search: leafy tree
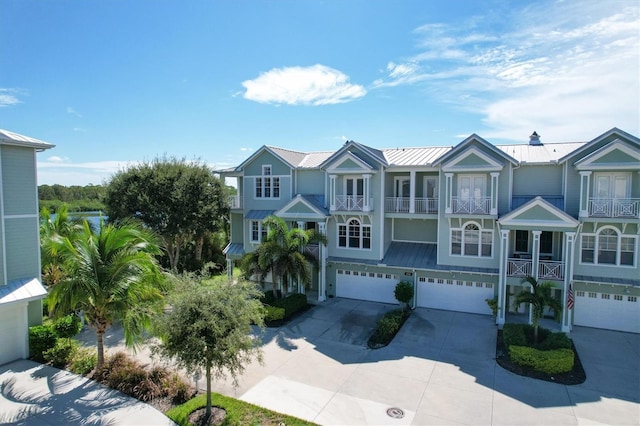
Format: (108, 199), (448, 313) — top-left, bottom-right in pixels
(394, 281), (414, 311)
(513, 276), (563, 344)
(47, 220), (165, 368)
(153, 276), (264, 421)
(104, 157), (229, 272)
(240, 215), (326, 297)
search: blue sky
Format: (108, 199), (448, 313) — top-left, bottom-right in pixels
(1, 0), (638, 186)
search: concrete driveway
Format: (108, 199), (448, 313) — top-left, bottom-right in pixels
(212, 297), (640, 425)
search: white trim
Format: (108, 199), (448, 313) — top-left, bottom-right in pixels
(450, 220), (494, 258)
(441, 146), (505, 172)
(575, 139), (640, 171)
(325, 151), (375, 174)
(579, 225), (638, 268)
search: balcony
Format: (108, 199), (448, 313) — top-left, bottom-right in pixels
(385, 197), (438, 214)
(588, 198), (640, 218)
(228, 195), (242, 209)
(507, 258), (565, 281)
(304, 243), (319, 259)
(333, 195), (373, 212)
(452, 196), (491, 215)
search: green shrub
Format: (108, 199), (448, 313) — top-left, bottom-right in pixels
(264, 305), (285, 322)
(29, 325), (57, 361)
(538, 331), (571, 350)
(52, 314), (83, 338)
(271, 293), (308, 318)
(485, 297), (498, 317)
(502, 323), (527, 347)
(509, 345), (574, 374)
(394, 281), (414, 308)
(368, 308), (408, 348)
(68, 347), (97, 375)
(43, 338), (80, 368)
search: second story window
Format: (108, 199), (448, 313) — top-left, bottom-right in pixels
(581, 227), (636, 266)
(250, 220), (268, 243)
(338, 218), (371, 249)
(451, 222), (492, 257)
(255, 165), (280, 199)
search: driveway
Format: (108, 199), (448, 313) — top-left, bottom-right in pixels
(213, 297), (639, 425)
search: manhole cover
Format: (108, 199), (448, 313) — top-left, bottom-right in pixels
(386, 407), (405, 419)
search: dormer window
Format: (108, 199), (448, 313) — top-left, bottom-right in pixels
(255, 165), (280, 199)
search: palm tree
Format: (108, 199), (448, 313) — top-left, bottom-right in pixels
(48, 219), (165, 368)
(513, 276), (563, 344)
(241, 215), (326, 297)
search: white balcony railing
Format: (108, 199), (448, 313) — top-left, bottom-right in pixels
(385, 197), (438, 214)
(452, 196), (491, 214)
(304, 244), (319, 259)
(229, 195), (242, 209)
(588, 198), (640, 218)
(507, 258), (565, 281)
(334, 195), (372, 212)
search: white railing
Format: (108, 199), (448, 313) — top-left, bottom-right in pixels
(229, 195), (242, 209)
(385, 197), (438, 213)
(588, 198), (640, 218)
(334, 195), (372, 211)
(452, 196), (491, 214)
(507, 258), (565, 280)
(304, 244), (319, 259)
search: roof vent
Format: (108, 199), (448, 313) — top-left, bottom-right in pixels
(529, 131), (542, 145)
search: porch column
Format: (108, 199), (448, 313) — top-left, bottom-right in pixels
(497, 229), (510, 325)
(530, 230), (541, 324)
(579, 171), (591, 218)
(409, 170), (416, 214)
(297, 221), (305, 293)
(318, 221), (327, 302)
(445, 173), (453, 213)
(562, 232), (576, 332)
(363, 174), (372, 212)
(490, 172), (499, 215)
(226, 258), (233, 281)
(329, 175), (336, 211)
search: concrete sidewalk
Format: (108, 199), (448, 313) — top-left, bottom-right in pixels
(0, 359), (174, 425)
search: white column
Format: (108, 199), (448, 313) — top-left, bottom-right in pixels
(363, 174), (371, 211)
(498, 229), (510, 325)
(530, 230), (541, 324)
(579, 171), (591, 218)
(445, 173), (453, 214)
(409, 170), (416, 214)
(490, 172), (499, 215)
(562, 232), (576, 332)
(329, 175), (336, 211)
(318, 221), (327, 302)
(226, 258), (233, 281)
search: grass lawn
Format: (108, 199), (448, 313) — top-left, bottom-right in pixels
(166, 393), (318, 426)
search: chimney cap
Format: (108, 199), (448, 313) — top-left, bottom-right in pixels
(529, 131), (542, 145)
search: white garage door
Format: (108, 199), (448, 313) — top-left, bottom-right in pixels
(0, 304), (27, 366)
(336, 269), (398, 304)
(573, 291), (640, 333)
(417, 278), (495, 315)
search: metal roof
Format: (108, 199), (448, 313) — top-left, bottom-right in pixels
(574, 275), (640, 287)
(382, 146), (451, 167)
(222, 242), (245, 257)
(0, 278), (47, 306)
(245, 210), (275, 220)
(495, 142), (585, 164)
(0, 129), (55, 150)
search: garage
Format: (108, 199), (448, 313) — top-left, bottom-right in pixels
(0, 303), (27, 366)
(417, 277), (495, 315)
(336, 269), (398, 304)
(573, 291), (640, 333)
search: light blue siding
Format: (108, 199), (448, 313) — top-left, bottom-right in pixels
(5, 217), (39, 281)
(1, 146), (37, 215)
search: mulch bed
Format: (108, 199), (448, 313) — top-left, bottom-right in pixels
(495, 329), (586, 385)
(188, 407), (227, 426)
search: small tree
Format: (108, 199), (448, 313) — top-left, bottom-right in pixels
(394, 281), (414, 311)
(513, 276), (562, 344)
(153, 277), (265, 421)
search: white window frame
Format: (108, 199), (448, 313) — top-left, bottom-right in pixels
(250, 220), (268, 243)
(337, 218), (372, 250)
(450, 221), (493, 258)
(580, 225), (637, 267)
(255, 164), (280, 199)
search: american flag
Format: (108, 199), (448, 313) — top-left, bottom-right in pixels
(567, 283), (574, 310)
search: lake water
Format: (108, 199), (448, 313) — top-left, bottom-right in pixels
(49, 211), (107, 230)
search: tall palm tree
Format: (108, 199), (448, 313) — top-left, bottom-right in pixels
(241, 215), (326, 297)
(513, 276), (563, 344)
(48, 220), (165, 368)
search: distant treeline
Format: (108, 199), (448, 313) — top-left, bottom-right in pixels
(39, 184), (107, 213)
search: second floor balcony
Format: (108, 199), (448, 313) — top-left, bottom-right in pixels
(452, 196), (492, 215)
(229, 195), (242, 209)
(333, 195), (373, 212)
(385, 197), (438, 214)
(507, 257), (565, 281)
(588, 198), (640, 218)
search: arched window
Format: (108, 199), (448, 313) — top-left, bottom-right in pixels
(582, 226), (636, 266)
(451, 222), (492, 257)
(338, 218), (371, 249)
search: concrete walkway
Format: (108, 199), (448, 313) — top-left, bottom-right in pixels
(0, 359), (174, 425)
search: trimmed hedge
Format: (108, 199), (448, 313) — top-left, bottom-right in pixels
(29, 325), (57, 361)
(368, 308), (410, 348)
(52, 314), (82, 339)
(503, 323), (571, 350)
(264, 305), (285, 322)
(503, 323), (528, 347)
(270, 293), (308, 319)
(509, 345), (574, 374)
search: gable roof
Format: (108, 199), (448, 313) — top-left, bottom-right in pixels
(319, 140), (388, 169)
(573, 139), (640, 170)
(275, 194), (329, 220)
(558, 127), (640, 165)
(433, 134), (518, 167)
(0, 129), (55, 150)
(498, 196), (579, 230)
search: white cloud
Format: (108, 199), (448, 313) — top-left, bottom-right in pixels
(242, 64), (366, 106)
(37, 159), (139, 186)
(0, 88), (24, 107)
(375, 1), (640, 140)
(67, 107), (82, 117)
(46, 155), (70, 163)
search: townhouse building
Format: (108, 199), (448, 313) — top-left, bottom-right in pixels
(221, 128), (640, 334)
(0, 129), (54, 365)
